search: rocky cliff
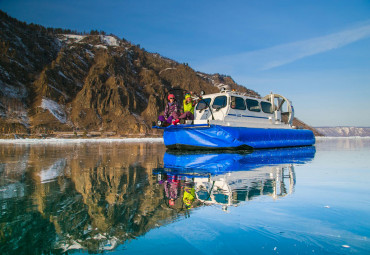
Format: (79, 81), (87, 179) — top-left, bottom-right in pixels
(0, 11), (320, 137)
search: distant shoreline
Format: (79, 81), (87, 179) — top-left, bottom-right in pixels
(315, 136), (370, 139)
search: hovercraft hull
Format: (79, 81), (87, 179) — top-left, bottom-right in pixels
(163, 124), (315, 150)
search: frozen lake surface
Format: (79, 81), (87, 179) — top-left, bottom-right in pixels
(0, 138), (369, 254)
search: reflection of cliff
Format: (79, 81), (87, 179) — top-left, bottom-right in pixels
(1, 143), (199, 254)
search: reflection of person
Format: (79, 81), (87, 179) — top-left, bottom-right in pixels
(183, 182), (196, 209)
(161, 174), (180, 206)
(158, 94), (180, 126)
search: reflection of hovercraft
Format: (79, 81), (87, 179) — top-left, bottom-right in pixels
(161, 146), (315, 174)
(153, 146), (315, 209)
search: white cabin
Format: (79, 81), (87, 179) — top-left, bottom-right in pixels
(193, 90), (294, 129)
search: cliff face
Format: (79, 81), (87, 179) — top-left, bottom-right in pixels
(0, 12), (61, 134)
(0, 11), (260, 136)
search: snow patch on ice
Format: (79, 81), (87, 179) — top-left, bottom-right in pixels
(41, 98), (67, 123)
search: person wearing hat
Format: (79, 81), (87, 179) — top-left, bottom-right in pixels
(179, 93), (196, 121)
(158, 94), (180, 126)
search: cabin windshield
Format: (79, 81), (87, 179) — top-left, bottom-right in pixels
(212, 96), (227, 109)
(261, 101), (273, 113)
(246, 99), (261, 112)
(196, 98), (212, 111)
(231, 96), (246, 110)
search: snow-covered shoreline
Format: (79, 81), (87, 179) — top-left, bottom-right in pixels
(315, 136), (370, 139)
(0, 138), (164, 144)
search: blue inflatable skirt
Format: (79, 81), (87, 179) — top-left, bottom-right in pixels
(162, 124), (315, 150)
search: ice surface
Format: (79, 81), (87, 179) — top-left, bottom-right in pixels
(0, 138), (164, 144)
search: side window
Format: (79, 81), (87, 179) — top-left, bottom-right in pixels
(212, 96), (227, 109)
(230, 96), (246, 110)
(261, 102), (273, 113)
(196, 98), (211, 110)
(246, 99), (261, 112)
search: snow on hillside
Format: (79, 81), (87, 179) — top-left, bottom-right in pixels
(100, 35), (119, 46)
(41, 98), (67, 123)
(59, 35), (120, 47)
(59, 34), (120, 47)
(59, 34), (86, 43)
(315, 127), (370, 137)
(95, 45), (108, 50)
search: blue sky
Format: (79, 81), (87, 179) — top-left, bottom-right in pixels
(1, 0), (370, 127)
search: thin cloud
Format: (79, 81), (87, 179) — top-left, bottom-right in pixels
(200, 21), (370, 73)
(260, 22), (370, 70)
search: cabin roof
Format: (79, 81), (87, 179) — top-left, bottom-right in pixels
(202, 90), (265, 101)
